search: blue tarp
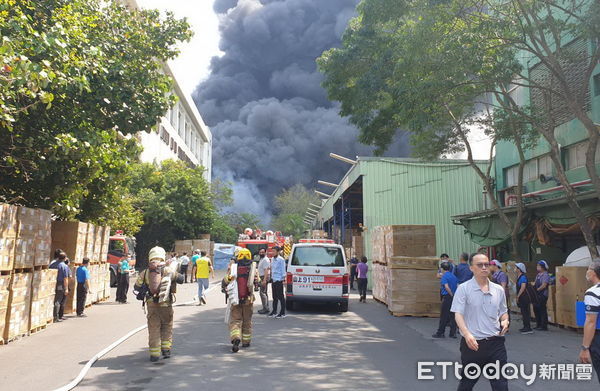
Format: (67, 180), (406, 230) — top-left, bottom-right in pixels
(213, 243), (235, 270)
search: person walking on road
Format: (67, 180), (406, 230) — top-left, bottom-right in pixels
(225, 248), (257, 352)
(76, 257), (92, 317)
(196, 251), (214, 305)
(490, 260), (509, 311)
(454, 252), (473, 284)
(515, 262), (534, 334)
(269, 246), (287, 318)
(134, 246), (184, 362)
(190, 250), (200, 283)
(50, 252), (70, 322)
(257, 248), (271, 314)
(533, 260), (550, 331)
(357, 256), (369, 303)
(349, 256), (359, 290)
(433, 262), (458, 338)
(116, 257), (130, 303)
(179, 252), (190, 283)
(451, 253), (509, 391)
(580, 259), (600, 382)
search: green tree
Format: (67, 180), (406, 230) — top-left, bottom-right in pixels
(272, 184), (320, 238)
(0, 0), (192, 227)
(226, 212), (262, 235)
(130, 160), (215, 263)
(318, 0), (600, 258)
(210, 215), (238, 244)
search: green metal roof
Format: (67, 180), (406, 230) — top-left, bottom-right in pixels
(311, 157), (489, 260)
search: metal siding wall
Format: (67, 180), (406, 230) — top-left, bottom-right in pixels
(362, 160), (486, 262)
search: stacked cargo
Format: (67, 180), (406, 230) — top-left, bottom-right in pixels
(5, 272), (32, 341)
(174, 240), (194, 256)
(51, 221), (88, 264)
(311, 230), (328, 239)
(351, 236), (364, 259)
(29, 269), (57, 331)
(555, 266), (591, 329)
(370, 225), (439, 317)
(51, 221), (112, 314)
(51, 221), (89, 315)
(387, 256), (440, 316)
(0, 275), (10, 343)
(371, 226), (387, 304)
(0, 204), (18, 271)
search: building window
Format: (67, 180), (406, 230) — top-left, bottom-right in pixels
(506, 165), (518, 187)
(523, 160), (537, 182)
(567, 141), (587, 169)
(178, 105), (184, 137)
(537, 154), (552, 177)
(567, 141), (600, 170)
(505, 154), (556, 186)
(594, 73), (600, 97)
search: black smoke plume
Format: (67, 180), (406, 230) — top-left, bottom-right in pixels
(194, 0), (410, 220)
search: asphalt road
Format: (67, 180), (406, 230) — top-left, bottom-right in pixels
(77, 286), (595, 391)
(1, 277), (597, 391)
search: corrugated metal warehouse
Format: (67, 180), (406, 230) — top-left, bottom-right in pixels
(310, 157), (489, 266)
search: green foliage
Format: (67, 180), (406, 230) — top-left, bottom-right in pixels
(210, 214), (238, 244)
(272, 184), (320, 238)
(225, 212), (262, 234)
(0, 0), (191, 228)
(130, 160), (215, 262)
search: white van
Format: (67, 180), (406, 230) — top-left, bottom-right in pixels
(285, 240), (349, 312)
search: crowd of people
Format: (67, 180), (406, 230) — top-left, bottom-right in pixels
(429, 251), (600, 389)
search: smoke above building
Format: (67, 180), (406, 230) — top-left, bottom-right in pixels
(194, 0), (410, 220)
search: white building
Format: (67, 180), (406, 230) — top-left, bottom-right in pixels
(123, 0), (212, 182)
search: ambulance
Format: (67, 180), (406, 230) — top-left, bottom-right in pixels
(285, 239), (349, 312)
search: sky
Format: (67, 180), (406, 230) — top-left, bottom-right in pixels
(136, 0), (222, 95)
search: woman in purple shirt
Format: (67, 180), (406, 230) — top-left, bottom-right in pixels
(534, 260), (550, 331)
(357, 256), (369, 303)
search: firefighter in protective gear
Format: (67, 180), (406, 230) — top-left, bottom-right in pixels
(134, 246), (184, 362)
(226, 248), (258, 353)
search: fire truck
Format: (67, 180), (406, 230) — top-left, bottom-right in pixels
(236, 228), (292, 258)
(107, 230), (136, 286)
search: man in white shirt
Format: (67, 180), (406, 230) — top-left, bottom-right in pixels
(179, 252), (190, 283)
(257, 248), (271, 314)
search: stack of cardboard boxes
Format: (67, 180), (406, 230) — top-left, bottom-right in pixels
(30, 268), (57, 330)
(351, 236), (364, 259)
(51, 221), (111, 314)
(311, 230), (328, 239)
(5, 272), (32, 341)
(0, 202), (112, 344)
(0, 204), (17, 271)
(555, 266), (591, 328)
(370, 225), (440, 317)
(0, 275), (10, 342)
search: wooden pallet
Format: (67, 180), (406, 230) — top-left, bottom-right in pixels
(556, 324), (583, 333)
(5, 332), (29, 343)
(30, 324), (47, 334)
(13, 268), (33, 274)
(390, 311), (439, 318)
(33, 265), (50, 270)
(373, 297), (387, 306)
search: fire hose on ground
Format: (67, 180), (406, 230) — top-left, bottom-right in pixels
(53, 283), (220, 391)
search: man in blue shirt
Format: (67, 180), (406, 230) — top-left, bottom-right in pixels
(433, 262), (458, 338)
(269, 246), (287, 318)
(76, 258), (92, 317)
(454, 252), (474, 284)
(49, 252), (71, 322)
